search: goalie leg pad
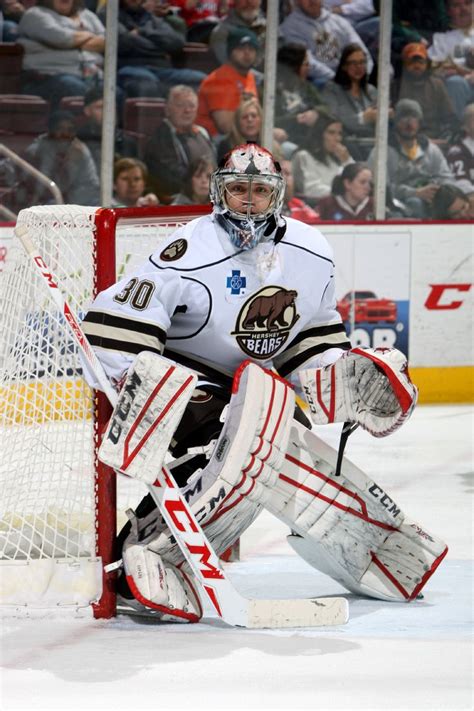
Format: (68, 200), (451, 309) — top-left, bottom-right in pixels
(120, 519), (202, 622)
(135, 361), (296, 566)
(264, 421), (448, 601)
(99, 352), (197, 482)
(299, 347), (418, 437)
(117, 507), (201, 622)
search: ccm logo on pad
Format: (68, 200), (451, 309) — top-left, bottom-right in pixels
(424, 283), (472, 310)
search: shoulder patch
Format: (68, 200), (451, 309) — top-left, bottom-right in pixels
(160, 238), (188, 262)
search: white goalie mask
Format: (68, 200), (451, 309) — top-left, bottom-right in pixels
(210, 143), (286, 250)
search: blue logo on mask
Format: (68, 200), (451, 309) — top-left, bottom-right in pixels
(226, 270), (247, 295)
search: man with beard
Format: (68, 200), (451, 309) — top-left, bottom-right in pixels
(369, 98), (455, 217)
(197, 26), (259, 137)
(210, 0), (266, 65)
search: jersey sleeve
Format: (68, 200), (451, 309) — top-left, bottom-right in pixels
(81, 261), (183, 389)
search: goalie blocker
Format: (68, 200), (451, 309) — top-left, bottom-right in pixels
(99, 348), (447, 618)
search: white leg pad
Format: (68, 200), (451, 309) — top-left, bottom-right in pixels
(122, 543), (202, 622)
(265, 421), (448, 601)
(148, 361), (296, 564)
(99, 352), (197, 482)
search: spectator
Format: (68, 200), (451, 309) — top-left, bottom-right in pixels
(99, 0), (206, 99)
(144, 84), (215, 201)
(77, 85), (138, 173)
(112, 157), (159, 207)
(324, 0), (375, 25)
(142, 0), (187, 36)
(216, 96), (263, 161)
(279, 157), (321, 224)
(321, 42), (378, 158)
(431, 182), (471, 218)
(274, 42), (329, 152)
(446, 102), (474, 189)
(197, 26), (259, 137)
(292, 114), (354, 201)
(368, 99), (455, 218)
(279, 0), (373, 87)
(1, 0), (25, 41)
(392, 42), (458, 142)
(210, 0), (266, 65)
(18, 0), (105, 109)
(428, 0), (474, 118)
(171, 156), (215, 205)
(317, 161), (374, 219)
(172, 0), (228, 43)
(356, 1), (449, 70)
(25, 110), (100, 205)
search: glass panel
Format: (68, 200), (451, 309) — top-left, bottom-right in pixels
(1, 1), (471, 222)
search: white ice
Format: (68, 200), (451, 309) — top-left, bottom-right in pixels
(1, 405), (472, 711)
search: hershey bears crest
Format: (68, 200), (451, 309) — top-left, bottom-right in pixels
(232, 286), (300, 358)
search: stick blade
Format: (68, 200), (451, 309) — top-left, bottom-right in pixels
(244, 596), (349, 628)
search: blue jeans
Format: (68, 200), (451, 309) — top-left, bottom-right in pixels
(22, 74), (91, 109)
(118, 65), (206, 98)
(444, 74), (474, 118)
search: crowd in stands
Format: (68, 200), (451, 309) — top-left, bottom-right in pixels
(0, 0), (472, 221)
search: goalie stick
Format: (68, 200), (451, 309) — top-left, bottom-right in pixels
(15, 223), (349, 629)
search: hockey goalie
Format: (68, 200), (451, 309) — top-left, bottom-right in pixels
(82, 143), (448, 622)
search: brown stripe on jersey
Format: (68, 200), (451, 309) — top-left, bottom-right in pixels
(274, 323), (351, 377)
(286, 323), (348, 347)
(82, 310), (166, 355)
(85, 335), (162, 356)
(164, 348), (234, 389)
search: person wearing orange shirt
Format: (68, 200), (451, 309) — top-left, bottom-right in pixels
(197, 26), (258, 137)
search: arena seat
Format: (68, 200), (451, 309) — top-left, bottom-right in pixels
(123, 97), (166, 137)
(0, 95), (49, 156)
(171, 42), (219, 74)
(59, 95), (85, 118)
(0, 43), (24, 94)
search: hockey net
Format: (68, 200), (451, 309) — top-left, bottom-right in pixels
(0, 203), (210, 617)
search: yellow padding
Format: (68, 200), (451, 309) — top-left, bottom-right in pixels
(410, 366), (474, 404)
(0, 379), (93, 424)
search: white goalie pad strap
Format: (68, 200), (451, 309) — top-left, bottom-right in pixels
(299, 347), (418, 437)
(99, 351), (197, 482)
(148, 360), (296, 565)
(122, 543), (202, 622)
(264, 421), (448, 602)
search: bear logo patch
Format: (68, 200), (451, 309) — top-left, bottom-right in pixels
(231, 286), (299, 359)
(160, 239), (188, 261)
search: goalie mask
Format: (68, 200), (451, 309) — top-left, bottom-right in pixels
(210, 143), (286, 250)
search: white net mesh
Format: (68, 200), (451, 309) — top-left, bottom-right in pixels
(0, 204), (206, 607)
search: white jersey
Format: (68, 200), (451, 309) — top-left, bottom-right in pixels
(82, 213), (350, 388)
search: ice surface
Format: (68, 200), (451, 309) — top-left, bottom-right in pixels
(1, 405), (472, 711)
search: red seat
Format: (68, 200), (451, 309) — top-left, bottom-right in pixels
(123, 97), (166, 137)
(0, 43), (24, 94)
(0, 95), (49, 134)
(172, 42), (219, 74)
(59, 95), (85, 117)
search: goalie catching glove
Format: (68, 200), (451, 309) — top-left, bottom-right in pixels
(299, 347), (418, 437)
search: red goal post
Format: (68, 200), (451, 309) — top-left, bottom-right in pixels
(0, 204), (210, 617)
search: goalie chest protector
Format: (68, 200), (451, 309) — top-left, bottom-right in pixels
(85, 214), (344, 378)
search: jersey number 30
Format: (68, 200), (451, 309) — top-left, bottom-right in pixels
(113, 278), (155, 311)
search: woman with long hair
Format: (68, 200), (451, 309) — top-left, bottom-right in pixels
(171, 157), (215, 206)
(292, 114), (353, 202)
(322, 42), (378, 156)
(317, 162), (374, 220)
(216, 97), (263, 162)
(274, 42), (329, 150)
